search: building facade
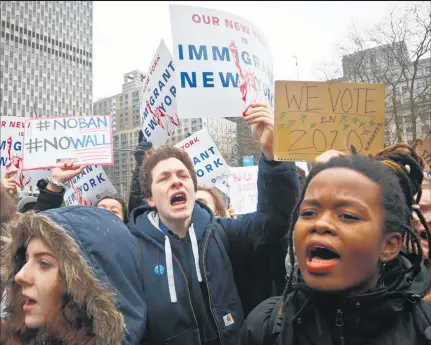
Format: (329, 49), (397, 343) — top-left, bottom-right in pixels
(226, 117), (262, 166)
(341, 42), (430, 145)
(94, 70), (146, 200)
(0, 1), (93, 118)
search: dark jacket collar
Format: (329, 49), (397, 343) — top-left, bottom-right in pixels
(282, 254), (430, 345)
(129, 200), (215, 243)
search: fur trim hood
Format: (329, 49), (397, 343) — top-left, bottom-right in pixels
(1, 206), (147, 345)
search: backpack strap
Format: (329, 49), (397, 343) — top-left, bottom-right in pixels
(213, 221), (231, 259)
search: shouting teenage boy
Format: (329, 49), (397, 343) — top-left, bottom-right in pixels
(129, 103), (300, 345)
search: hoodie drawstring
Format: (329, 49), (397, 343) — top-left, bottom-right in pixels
(165, 237), (177, 303)
(189, 224), (203, 282)
(164, 223), (202, 303)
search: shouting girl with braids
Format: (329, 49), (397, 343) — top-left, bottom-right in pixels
(238, 152), (431, 345)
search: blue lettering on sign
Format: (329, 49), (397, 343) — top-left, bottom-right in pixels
(177, 44), (274, 82)
(78, 117), (108, 129)
(54, 117), (108, 130)
(212, 46), (230, 61)
(0, 156), (7, 166)
(68, 134), (111, 149)
(142, 84), (177, 138)
(0, 140), (22, 151)
(180, 72), (240, 88)
(192, 147), (223, 177)
(148, 118), (158, 130)
(96, 173), (106, 184)
(67, 171), (108, 204)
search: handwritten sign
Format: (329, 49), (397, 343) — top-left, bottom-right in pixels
(229, 162), (308, 215)
(170, 4), (274, 118)
(1, 116), (50, 186)
(229, 166), (258, 214)
(175, 128), (231, 194)
(417, 136), (430, 174)
(22, 115), (113, 170)
(274, 81), (385, 162)
(141, 39), (179, 147)
(63, 165), (117, 206)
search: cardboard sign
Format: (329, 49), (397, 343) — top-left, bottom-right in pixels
(63, 165), (117, 206)
(22, 115), (113, 170)
(170, 4), (274, 118)
(1, 116), (50, 187)
(175, 128), (231, 193)
(141, 39), (180, 147)
(416, 136), (430, 174)
(274, 81), (385, 162)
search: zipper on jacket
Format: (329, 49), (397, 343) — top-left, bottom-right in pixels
(171, 253), (201, 344)
(203, 230), (224, 345)
(335, 309), (345, 345)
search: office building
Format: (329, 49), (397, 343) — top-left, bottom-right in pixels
(94, 70), (146, 200)
(341, 42), (430, 144)
(0, 1), (93, 118)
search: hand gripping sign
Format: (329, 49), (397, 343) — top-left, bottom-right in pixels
(170, 4), (274, 119)
(1, 116), (50, 187)
(141, 39), (180, 147)
(63, 165), (117, 206)
(175, 128), (231, 194)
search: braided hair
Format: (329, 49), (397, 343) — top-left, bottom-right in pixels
(280, 153), (425, 314)
(372, 141), (430, 264)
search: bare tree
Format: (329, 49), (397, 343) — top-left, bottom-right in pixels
(317, 1), (431, 145)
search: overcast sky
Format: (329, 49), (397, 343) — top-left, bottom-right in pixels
(92, 1), (410, 101)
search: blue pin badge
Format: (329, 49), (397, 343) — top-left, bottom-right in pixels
(154, 264), (166, 276)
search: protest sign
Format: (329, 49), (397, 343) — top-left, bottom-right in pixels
(141, 39), (180, 147)
(175, 128), (231, 193)
(229, 166), (258, 214)
(1, 116), (50, 187)
(274, 81), (385, 162)
(22, 115), (113, 170)
(416, 136), (430, 174)
(170, 4), (274, 119)
(229, 162), (309, 215)
(63, 165), (117, 206)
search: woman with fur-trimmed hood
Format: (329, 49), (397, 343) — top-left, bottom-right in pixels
(0, 206), (147, 345)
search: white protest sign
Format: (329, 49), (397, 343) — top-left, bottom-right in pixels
(170, 4), (274, 119)
(22, 115), (113, 170)
(175, 128), (231, 193)
(1, 116), (50, 187)
(63, 165), (117, 206)
(229, 162), (309, 215)
(229, 166), (258, 215)
(141, 39), (179, 147)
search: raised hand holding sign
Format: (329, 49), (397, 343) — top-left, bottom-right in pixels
(244, 103), (274, 160)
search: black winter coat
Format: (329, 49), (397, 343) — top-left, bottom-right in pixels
(239, 255), (431, 345)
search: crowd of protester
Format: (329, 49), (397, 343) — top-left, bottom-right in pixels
(0, 102), (430, 344)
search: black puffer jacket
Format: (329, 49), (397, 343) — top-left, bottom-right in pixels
(239, 255), (431, 345)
